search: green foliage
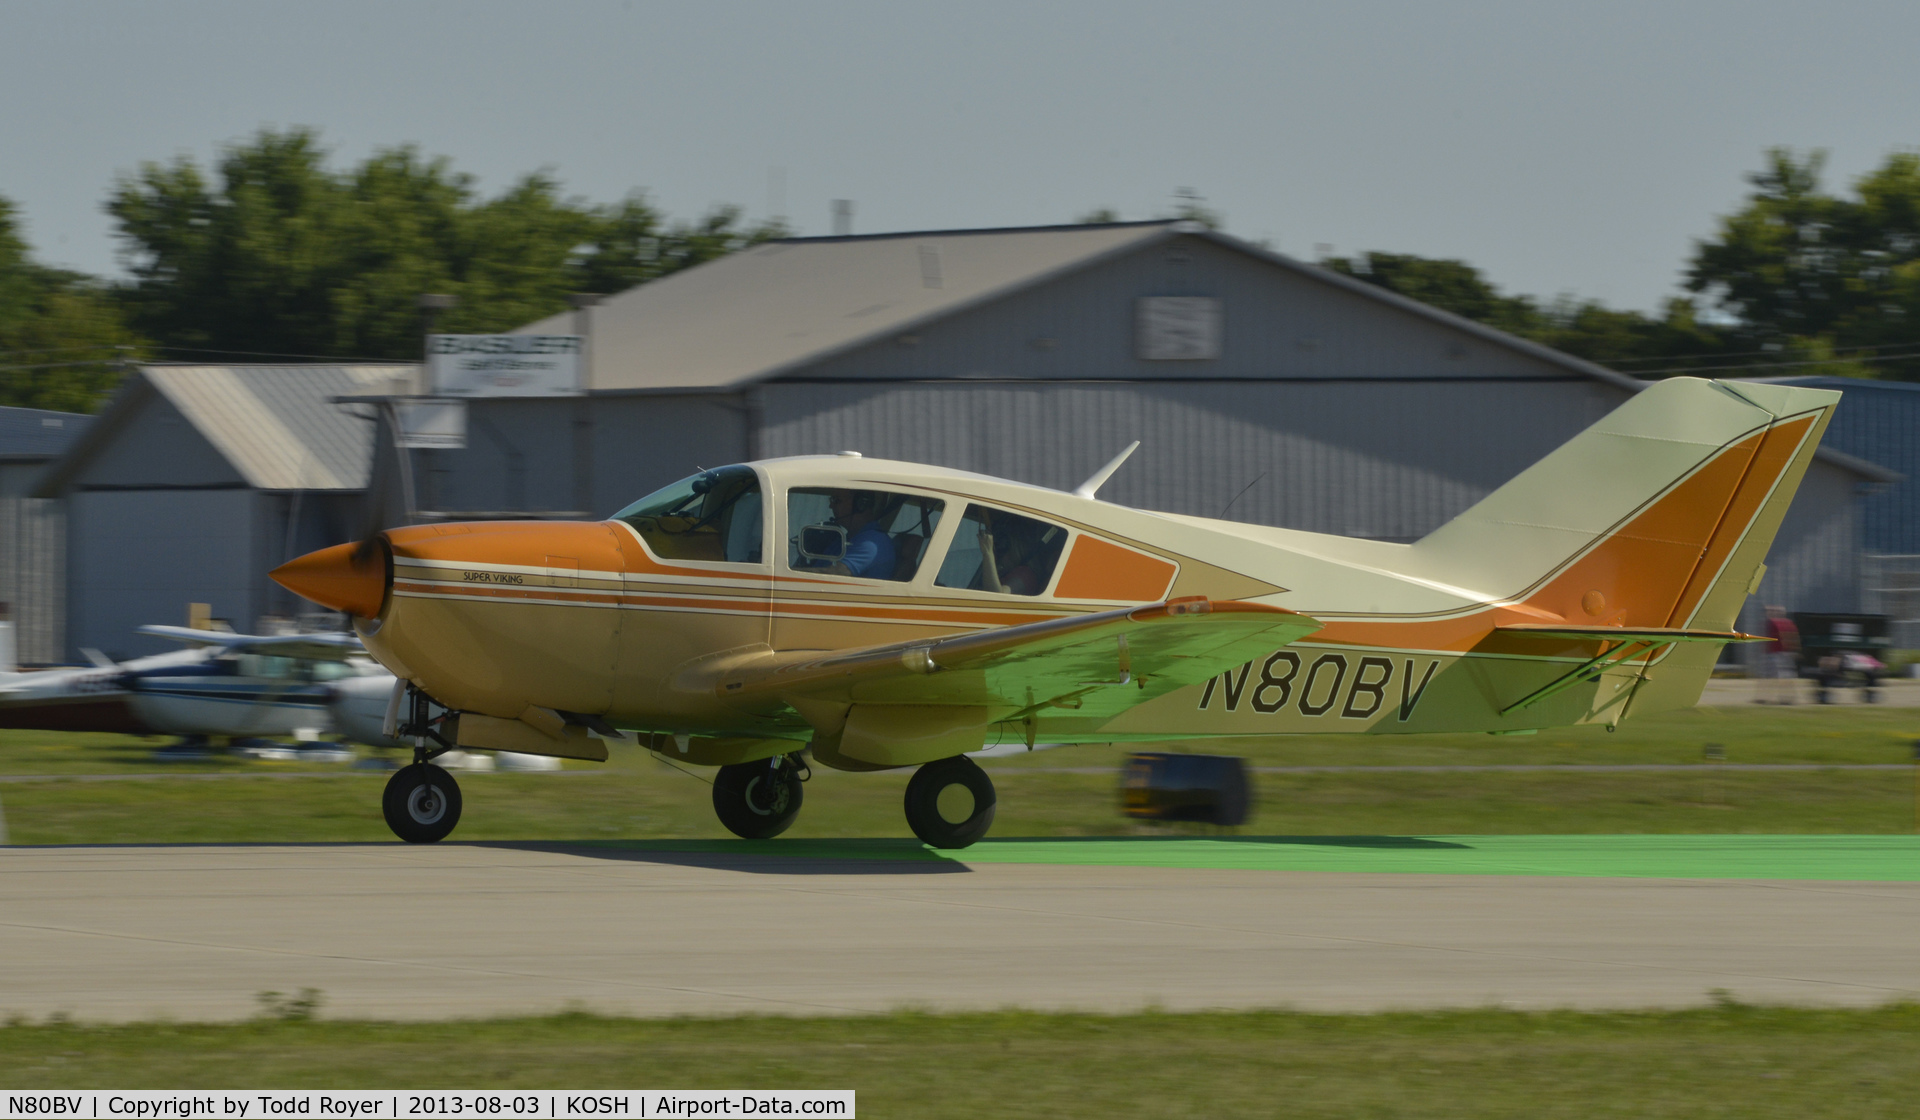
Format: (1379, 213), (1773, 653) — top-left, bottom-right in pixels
(1686, 147), (1920, 379)
(1317, 148), (1920, 379)
(0, 197), (143, 412)
(107, 127), (786, 361)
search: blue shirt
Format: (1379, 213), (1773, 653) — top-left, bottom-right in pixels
(841, 526), (896, 580)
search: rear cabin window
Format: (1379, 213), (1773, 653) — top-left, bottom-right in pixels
(934, 505), (1069, 596)
(614, 466), (764, 564)
(787, 488), (945, 582)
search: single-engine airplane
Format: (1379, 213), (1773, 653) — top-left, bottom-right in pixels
(272, 377), (1838, 847)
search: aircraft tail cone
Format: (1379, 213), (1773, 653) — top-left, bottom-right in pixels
(271, 541), (388, 618)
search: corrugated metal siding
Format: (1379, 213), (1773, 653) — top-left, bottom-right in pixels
(1736, 461), (1862, 662)
(0, 497), (64, 664)
(804, 237), (1585, 384)
(762, 380), (1624, 538)
(425, 394), (748, 519)
(1773, 378), (1920, 553)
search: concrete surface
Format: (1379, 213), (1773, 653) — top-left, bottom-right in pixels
(4, 843), (1918, 1021)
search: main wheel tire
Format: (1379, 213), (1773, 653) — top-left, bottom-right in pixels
(904, 755), (997, 849)
(713, 757), (804, 839)
(382, 763), (463, 843)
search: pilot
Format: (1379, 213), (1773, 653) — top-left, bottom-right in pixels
(827, 490), (896, 580)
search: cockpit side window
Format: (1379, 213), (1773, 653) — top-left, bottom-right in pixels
(934, 505), (1069, 596)
(613, 466), (764, 564)
(788, 488), (945, 582)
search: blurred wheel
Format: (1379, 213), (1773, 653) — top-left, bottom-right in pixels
(904, 755), (996, 849)
(713, 756), (804, 839)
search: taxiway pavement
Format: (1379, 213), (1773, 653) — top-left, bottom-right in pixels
(4, 843), (1918, 1021)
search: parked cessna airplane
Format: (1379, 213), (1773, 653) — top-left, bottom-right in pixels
(0, 625), (389, 741)
(272, 378), (1837, 847)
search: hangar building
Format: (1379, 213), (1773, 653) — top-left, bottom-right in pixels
(33, 364), (410, 659)
(422, 220), (1886, 637)
(1, 406), (89, 663)
(28, 221), (1888, 659)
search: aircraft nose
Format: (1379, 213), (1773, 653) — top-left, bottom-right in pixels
(271, 540), (388, 618)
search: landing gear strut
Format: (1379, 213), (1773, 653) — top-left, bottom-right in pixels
(904, 755), (996, 849)
(382, 683), (463, 843)
(713, 753), (807, 839)
(383, 762), (462, 843)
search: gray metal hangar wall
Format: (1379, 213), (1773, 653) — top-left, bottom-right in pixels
(426, 220), (1876, 623)
(34, 365), (413, 660)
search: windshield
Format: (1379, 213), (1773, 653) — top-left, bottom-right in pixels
(613, 466), (764, 563)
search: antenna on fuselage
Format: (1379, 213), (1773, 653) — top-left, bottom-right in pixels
(1072, 441), (1141, 500)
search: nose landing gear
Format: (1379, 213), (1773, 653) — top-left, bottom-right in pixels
(904, 755), (996, 849)
(713, 753), (808, 839)
(382, 684), (463, 843)
(383, 761), (463, 843)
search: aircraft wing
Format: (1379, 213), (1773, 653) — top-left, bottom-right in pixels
(137, 625), (366, 661)
(720, 598), (1322, 720)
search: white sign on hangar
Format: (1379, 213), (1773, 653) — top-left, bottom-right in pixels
(427, 334), (584, 397)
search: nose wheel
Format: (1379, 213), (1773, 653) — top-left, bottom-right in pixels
(383, 762), (463, 843)
(713, 754), (807, 839)
(904, 755), (996, 849)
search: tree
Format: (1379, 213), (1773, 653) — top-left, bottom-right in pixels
(0, 196), (144, 412)
(1688, 147), (1920, 379)
(107, 127), (786, 361)
(1323, 250), (1731, 375)
(1323, 252), (1538, 336)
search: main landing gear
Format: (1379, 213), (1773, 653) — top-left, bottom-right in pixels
(904, 755), (997, 849)
(713, 753), (807, 839)
(383, 761), (462, 843)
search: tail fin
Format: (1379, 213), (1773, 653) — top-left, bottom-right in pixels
(1411, 377), (1841, 632)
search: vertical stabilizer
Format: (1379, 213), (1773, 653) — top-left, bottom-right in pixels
(1411, 377), (1840, 631)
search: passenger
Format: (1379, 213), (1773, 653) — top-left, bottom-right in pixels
(827, 490), (896, 580)
(993, 521), (1047, 596)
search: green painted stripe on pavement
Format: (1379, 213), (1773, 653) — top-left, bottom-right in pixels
(583, 835), (1920, 880)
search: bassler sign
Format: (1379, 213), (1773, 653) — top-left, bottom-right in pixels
(427, 334), (583, 397)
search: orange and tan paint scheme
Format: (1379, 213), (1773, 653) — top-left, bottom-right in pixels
(273, 377), (1839, 847)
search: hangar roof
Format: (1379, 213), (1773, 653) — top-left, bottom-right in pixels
(519, 219), (1644, 394)
(35, 364), (414, 495)
(0, 406), (91, 462)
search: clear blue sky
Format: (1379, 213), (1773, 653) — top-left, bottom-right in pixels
(4, 0), (1916, 313)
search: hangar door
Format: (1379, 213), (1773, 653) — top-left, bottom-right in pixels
(68, 488), (257, 660)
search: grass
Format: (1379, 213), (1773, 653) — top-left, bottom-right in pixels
(4, 707), (1920, 843)
(3, 1004), (1919, 1117)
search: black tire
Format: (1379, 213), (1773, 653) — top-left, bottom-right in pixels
(713, 757), (804, 839)
(904, 755), (997, 849)
(382, 763), (463, 843)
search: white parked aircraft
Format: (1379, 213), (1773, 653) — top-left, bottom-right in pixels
(0, 624), (391, 742)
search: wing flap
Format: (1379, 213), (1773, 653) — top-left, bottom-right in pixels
(1495, 624), (1765, 643)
